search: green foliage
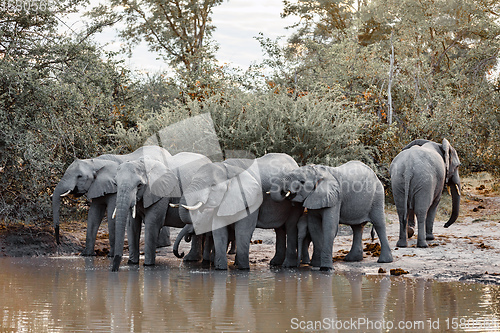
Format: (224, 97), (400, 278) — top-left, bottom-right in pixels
(0, 9), (137, 222)
(273, 0), (500, 176)
(115, 85), (373, 168)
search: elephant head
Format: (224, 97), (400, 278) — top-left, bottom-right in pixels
(52, 158), (119, 244)
(178, 161), (263, 235)
(403, 138), (461, 227)
(273, 165), (340, 210)
(112, 158), (179, 271)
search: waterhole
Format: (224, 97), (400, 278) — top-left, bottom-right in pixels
(0, 257), (499, 332)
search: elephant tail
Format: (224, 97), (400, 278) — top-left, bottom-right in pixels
(403, 168), (412, 223)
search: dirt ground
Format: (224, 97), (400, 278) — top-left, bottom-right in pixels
(1, 173), (499, 285)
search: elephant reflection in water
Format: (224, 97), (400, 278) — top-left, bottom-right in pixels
(210, 272), (256, 332)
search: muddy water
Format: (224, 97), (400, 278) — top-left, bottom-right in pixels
(0, 257), (499, 332)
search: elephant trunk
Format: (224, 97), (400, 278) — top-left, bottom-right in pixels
(112, 190), (134, 272)
(173, 224), (194, 258)
(52, 181), (74, 245)
(178, 196), (193, 225)
(444, 180), (460, 228)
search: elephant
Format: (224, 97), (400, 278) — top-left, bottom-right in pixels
(173, 223), (236, 263)
(111, 152), (211, 271)
(296, 213), (312, 266)
(178, 153), (304, 270)
(52, 145), (171, 256)
(390, 138), (461, 248)
(270, 161), (393, 271)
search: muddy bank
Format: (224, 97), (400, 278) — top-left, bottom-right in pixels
(1, 175), (499, 285)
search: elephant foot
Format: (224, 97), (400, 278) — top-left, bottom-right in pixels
(127, 259), (139, 265)
(426, 233), (435, 241)
(111, 255), (122, 272)
(270, 255), (285, 266)
(215, 266), (228, 270)
(201, 259), (212, 267)
(183, 251), (202, 261)
(320, 266), (333, 271)
(396, 239), (408, 248)
(407, 227), (415, 239)
(417, 240), (428, 248)
(282, 258), (297, 268)
(143, 262), (155, 267)
(344, 250), (363, 262)
(81, 248), (96, 256)
(377, 252), (394, 263)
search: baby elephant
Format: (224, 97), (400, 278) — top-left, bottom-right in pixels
(271, 161), (393, 270)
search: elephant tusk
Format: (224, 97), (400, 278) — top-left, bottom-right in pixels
(265, 191), (270, 195)
(455, 184), (461, 196)
(60, 190), (72, 197)
(169, 203), (180, 208)
(132, 205), (136, 219)
(285, 191), (291, 198)
(112, 208), (117, 219)
(181, 202), (203, 211)
(447, 186), (451, 195)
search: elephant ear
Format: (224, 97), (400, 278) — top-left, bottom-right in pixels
(303, 176), (340, 209)
(143, 161), (179, 208)
(87, 160), (119, 199)
(441, 138), (460, 182)
(217, 164), (263, 217)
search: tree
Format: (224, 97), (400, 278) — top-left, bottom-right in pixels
(91, 0), (223, 74)
(0, 6), (137, 222)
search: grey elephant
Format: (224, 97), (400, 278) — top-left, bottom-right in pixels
(178, 153), (304, 270)
(111, 152), (211, 271)
(296, 213), (312, 266)
(173, 223), (236, 262)
(271, 161), (393, 271)
(52, 145), (171, 256)
(390, 138), (461, 248)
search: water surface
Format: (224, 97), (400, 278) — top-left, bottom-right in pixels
(0, 257), (499, 332)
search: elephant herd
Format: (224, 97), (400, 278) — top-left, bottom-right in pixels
(52, 138), (461, 272)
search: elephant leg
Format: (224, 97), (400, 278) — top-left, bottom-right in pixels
(106, 197), (116, 258)
(202, 234), (213, 264)
(212, 227), (229, 270)
(270, 225), (286, 266)
(282, 208), (302, 268)
(301, 235), (311, 265)
(394, 194), (409, 248)
(320, 207), (340, 270)
(371, 207), (393, 263)
(415, 209), (429, 248)
(127, 215), (142, 265)
(425, 199), (440, 241)
(234, 213), (258, 270)
(308, 213), (322, 268)
(407, 209), (415, 239)
(82, 203), (106, 256)
(184, 234), (203, 261)
(143, 207), (167, 266)
(344, 224), (364, 262)
(156, 226), (171, 248)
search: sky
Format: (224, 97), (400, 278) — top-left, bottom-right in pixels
(64, 0), (297, 73)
